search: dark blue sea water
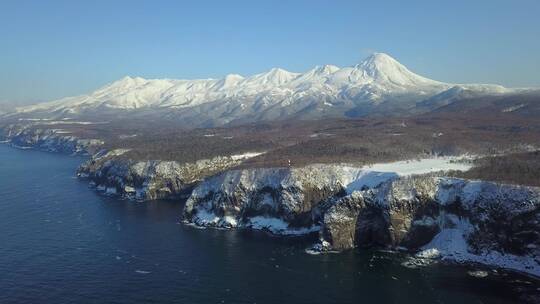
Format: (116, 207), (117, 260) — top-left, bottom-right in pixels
(0, 145), (538, 304)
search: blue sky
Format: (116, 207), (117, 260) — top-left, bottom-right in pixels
(1, 0), (539, 104)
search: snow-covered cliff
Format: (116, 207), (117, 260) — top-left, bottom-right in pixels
(320, 176), (540, 275)
(183, 159), (472, 230)
(183, 165), (358, 233)
(182, 163), (540, 276)
(77, 149), (265, 200)
(0, 123), (103, 154)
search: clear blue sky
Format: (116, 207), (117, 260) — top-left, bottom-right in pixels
(1, 0), (539, 104)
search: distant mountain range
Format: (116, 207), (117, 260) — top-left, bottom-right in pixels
(5, 53), (534, 127)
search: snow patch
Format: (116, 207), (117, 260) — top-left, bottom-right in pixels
(361, 157), (472, 176)
(502, 104), (526, 113)
(230, 151), (265, 161)
(468, 270), (489, 278)
(119, 134), (137, 139)
(345, 157), (472, 193)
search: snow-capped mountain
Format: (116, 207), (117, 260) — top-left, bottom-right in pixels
(9, 53), (515, 126)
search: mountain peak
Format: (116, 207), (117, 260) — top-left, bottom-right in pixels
(267, 67), (293, 75)
(350, 53), (442, 88)
(364, 52), (398, 63)
(225, 73), (244, 79)
(356, 53), (404, 72)
(250, 67), (298, 85)
(120, 75), (145, 81)
(114, 76), (147, 86)
(214, 73), (245, 90)
(313, 64), (340, 75)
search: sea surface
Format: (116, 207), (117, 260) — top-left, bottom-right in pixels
(0, 144), (538, 304)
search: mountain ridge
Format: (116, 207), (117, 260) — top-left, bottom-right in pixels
(6, 53), (523, 126)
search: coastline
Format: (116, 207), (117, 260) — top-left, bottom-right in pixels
(1, 131), (539, 279)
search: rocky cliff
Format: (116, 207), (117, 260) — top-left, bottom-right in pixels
(183, 164), (540, 276)
(0, 123), (103, 155)
(183, 165), (360, 233)
(77, 149), (264, 201)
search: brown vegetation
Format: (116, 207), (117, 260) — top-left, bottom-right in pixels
(454, 151), (540, 187)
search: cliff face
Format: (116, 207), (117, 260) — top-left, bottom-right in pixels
(0, 124), (103, 155)
(183, 165), (540, 275)
(77, 149), (260, 201)
(182, 165), (388, 233)
(321, 176), (539, 254)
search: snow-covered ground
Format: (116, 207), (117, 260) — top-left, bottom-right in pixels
(361, 157), (472, 176)
(345, 156), (472, 192)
